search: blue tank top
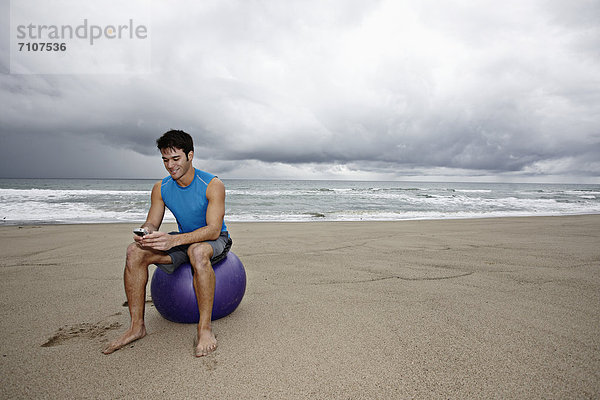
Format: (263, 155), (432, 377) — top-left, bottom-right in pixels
(160, 168), (228, 234)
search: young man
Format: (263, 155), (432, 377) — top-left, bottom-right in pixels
(103, 130), (231, 357)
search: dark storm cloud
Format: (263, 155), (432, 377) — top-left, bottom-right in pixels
(1, 0), (599, 181)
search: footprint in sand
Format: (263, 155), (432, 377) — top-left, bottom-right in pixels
(41, 315), (122, 347)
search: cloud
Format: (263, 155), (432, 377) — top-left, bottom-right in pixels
(1, 0), (599, 182)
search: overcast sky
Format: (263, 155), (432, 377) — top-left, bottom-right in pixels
(1, 0), (599, 182)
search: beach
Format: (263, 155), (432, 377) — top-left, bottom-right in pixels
(1, 216), (599, 398)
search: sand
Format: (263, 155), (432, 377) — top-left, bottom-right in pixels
(0, 216), (599, 399)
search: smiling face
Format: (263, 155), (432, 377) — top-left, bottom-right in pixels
(161, 147), (194, 184)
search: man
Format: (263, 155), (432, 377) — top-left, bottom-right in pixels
(103, 129), (231, 357)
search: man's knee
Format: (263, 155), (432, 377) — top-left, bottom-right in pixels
(126, 242), (141, 260)
(187, 243), (213, 269)
(126, 242), (152, 268)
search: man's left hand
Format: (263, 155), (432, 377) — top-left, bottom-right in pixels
(139, 231), (175, 251)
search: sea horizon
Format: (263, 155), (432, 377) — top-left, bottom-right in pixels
(2, 175), (599, 184)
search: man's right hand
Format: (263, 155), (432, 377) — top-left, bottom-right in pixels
(136, 231), (174, 252)
(133, 226), (154, 243)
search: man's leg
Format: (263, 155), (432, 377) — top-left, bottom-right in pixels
(102, 243), (171, 355)
(187, 243), (218, 357)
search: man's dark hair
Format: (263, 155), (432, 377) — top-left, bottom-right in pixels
(156, 130), (194, 158)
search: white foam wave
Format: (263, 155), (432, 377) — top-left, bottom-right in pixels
(0, 188), (148, 201)
(2, 180), (599, 225)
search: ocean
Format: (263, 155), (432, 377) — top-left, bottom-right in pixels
(0, 178), (599, 225)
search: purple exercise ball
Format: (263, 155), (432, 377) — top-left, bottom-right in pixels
(150, 252), (246, 323)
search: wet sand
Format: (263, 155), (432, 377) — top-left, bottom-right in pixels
(1, 216), (599, 398)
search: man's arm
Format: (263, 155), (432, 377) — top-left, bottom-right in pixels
(140, 178), (226, 251)
(133, 181), (165, 244)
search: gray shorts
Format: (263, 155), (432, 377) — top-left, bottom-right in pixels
(155, 231), (232, 274)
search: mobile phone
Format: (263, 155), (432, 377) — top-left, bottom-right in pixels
(133, 228), (148, 237)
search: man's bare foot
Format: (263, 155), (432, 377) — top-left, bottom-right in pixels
(102, 325), (147, 355)
(194, 328), (217, 357)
